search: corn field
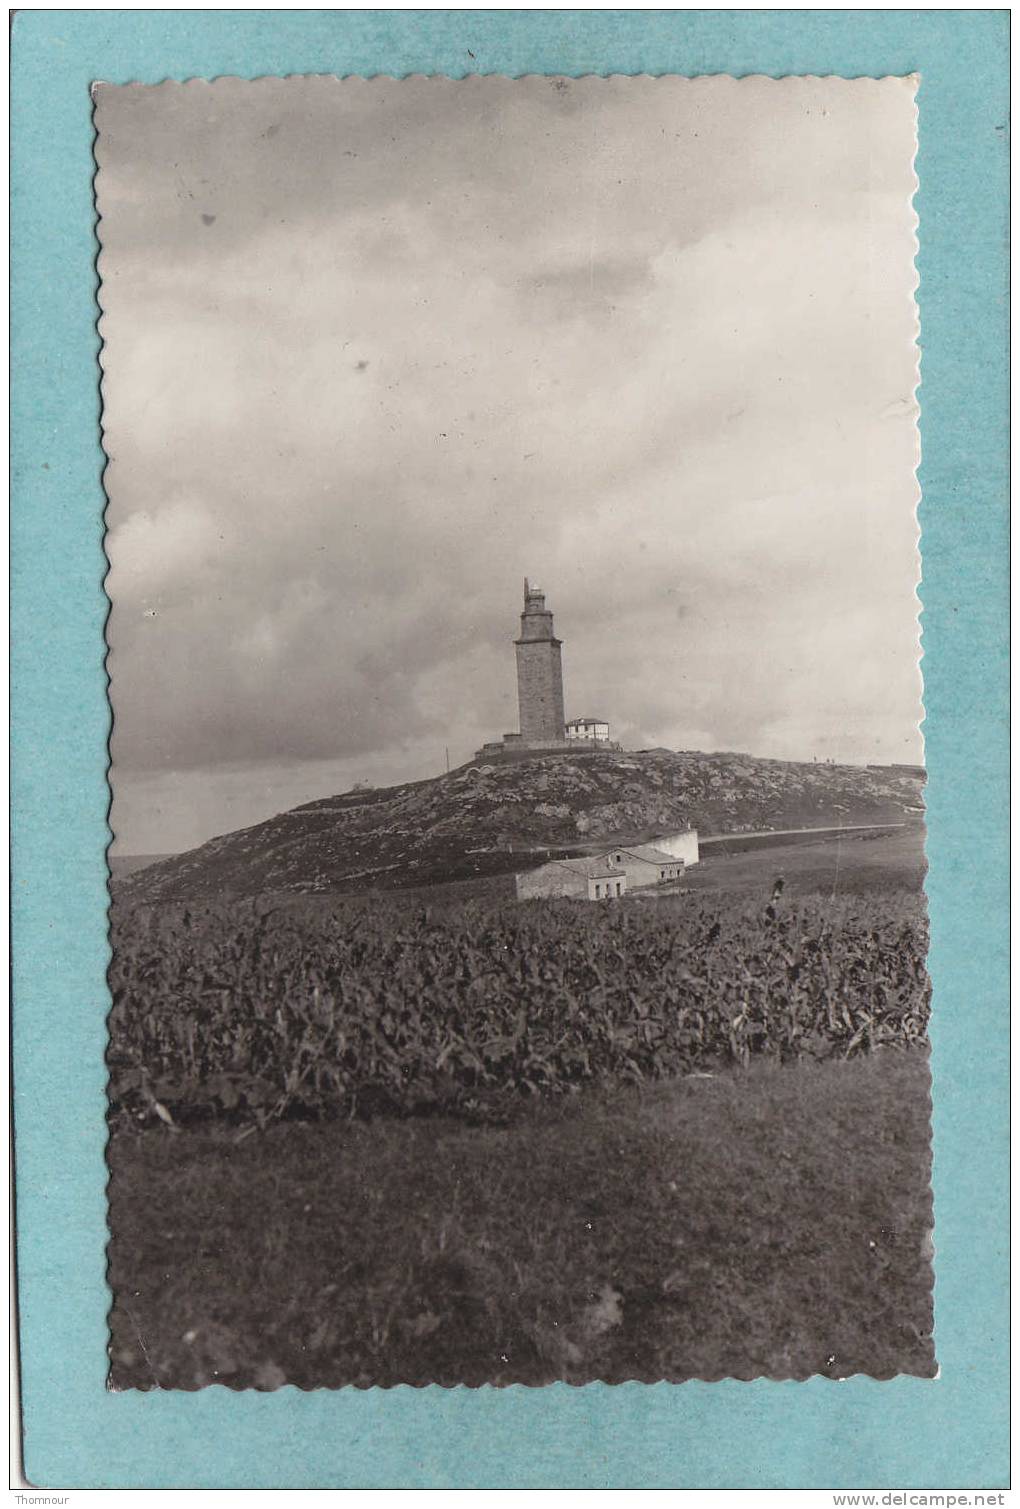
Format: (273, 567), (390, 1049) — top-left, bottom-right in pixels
(107, 891), (930, 1127)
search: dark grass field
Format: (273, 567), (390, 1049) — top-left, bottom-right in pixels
(685, 823), (926, 898)
(108, 1048), (934, 1389)
(107, 825), (933, 1388)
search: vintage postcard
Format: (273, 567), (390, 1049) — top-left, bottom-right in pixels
(95, 74), (928, 1390)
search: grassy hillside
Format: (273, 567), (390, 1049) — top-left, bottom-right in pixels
(107, 825), (932, 1389)
(108, 1050), (934, 1388)
(685, 824), (927, 898)
(118, 748), (924, 903)
(108, 853), (173, 879)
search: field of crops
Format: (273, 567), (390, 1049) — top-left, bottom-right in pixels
(108, 887), (930, 1128)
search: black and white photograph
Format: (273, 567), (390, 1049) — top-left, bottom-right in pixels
(96, 73), (932, 1389)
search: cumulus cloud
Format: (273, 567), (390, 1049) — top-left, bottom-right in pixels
(96, 75), (920, 852)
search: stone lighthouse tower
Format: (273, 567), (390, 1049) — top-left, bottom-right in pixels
(515, 579), (566, 742)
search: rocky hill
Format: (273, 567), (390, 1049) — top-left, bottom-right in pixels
(117, 749), (924, 904)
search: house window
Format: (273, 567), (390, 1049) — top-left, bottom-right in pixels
(615, 881), (622, 896)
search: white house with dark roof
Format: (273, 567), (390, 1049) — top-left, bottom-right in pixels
(515, 855), (627, 902)
(565, 716), (611, 744)
(604, 844), (685, 890)
(515, 843), (688, 901)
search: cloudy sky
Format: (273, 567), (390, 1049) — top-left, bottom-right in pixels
(97, 75), (920, 855)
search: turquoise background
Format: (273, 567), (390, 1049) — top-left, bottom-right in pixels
(11, 9), (1009, 1489)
